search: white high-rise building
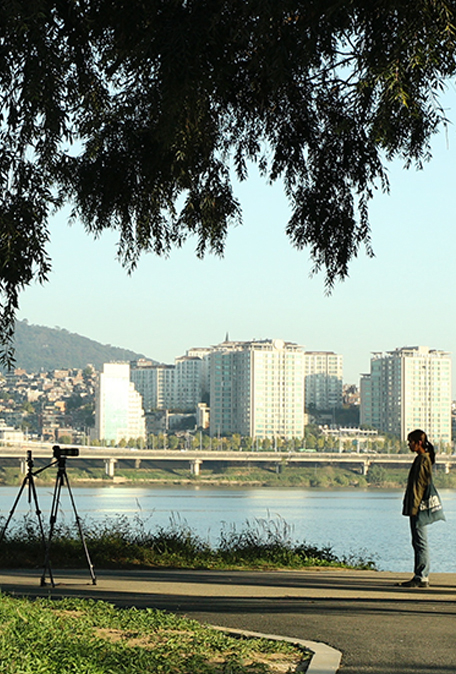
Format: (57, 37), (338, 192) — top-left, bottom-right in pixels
(174, 355), (208, 410)
(304, 351), (343, 410)
(95, 363), (146, 443)
(209, 338), (305, 439)
(360, 346), (452, 444)
(131, 351), (211, 412)
(130, 363), (176, 411)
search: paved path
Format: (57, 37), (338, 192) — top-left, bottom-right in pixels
(1, 568), (455, 673)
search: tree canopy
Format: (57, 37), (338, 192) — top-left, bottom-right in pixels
(1, 0), (456, 364)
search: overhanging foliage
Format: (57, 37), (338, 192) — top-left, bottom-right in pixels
(1, 0), (455, 363)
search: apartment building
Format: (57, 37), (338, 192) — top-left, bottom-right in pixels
(131, 351), (210, 412)
(360, 346), (451, 444)
(95, 362), (146, 443)
(174, 355), (209, 410)
(209, 338), (305, 439)
(304, 351), (343, 410)
(130, 361), (176, 411)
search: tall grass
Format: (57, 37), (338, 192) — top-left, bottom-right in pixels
(0, 512), (377, 570)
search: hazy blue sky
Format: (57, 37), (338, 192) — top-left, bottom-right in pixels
(17, 90), (456, 391)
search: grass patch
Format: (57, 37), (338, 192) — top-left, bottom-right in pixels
(0, 513), (377, 571)
(0, 593), (310, 674)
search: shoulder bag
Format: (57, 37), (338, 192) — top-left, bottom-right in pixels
(417, 481), (446, 526)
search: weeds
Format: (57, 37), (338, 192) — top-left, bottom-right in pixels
(0, 512), (376, 570)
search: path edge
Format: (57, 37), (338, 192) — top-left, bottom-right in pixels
(210, 624), (342, 674)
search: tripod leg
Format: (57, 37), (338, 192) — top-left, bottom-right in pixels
(41, 471), (64, 587)
(0, 477), (29, 544)
(27, 477), (54, 587)
(63, 471), (97, 585)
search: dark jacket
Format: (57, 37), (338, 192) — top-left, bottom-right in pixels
(402, 452), (432, 517)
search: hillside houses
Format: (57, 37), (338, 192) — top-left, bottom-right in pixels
(0, 367), (96, 442)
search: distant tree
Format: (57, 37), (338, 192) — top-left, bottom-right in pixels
(167, 435), (179, 450)
(275, 436), (285, 450)
(323, 435), (338, 451)
(21, 401), (35, 415)
(202, 434), (211, 450)
(305, 433), (317, 450)
(1, 1), (456, 364)
(242, 436), (253, 451)
(367, 464), (387, 485)
(342, 440), (353, 453)
(82, 366), (94, 380)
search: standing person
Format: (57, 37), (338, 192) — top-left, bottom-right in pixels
(399, 429), (435, 588)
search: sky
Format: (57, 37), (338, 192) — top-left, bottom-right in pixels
(17, 89), (456, 392)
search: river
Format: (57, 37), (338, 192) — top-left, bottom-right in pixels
(0, 484), (454, 573)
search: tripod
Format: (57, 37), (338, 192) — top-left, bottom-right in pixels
(0, 450), (54, 584)
(0, 448), (96, 587)
(41, 451), (97, 587)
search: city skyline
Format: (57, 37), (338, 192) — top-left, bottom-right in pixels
(16, 89), (456, 393)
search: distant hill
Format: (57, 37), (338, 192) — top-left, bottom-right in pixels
(7, 320), (154, 372)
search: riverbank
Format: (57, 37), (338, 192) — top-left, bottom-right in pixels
(0, 508), (376, 571)
(2, 460), (456, 489)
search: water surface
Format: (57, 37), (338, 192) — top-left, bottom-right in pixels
(0, 484), (454, 573)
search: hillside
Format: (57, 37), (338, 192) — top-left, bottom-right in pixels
(7, 320), (154, 372)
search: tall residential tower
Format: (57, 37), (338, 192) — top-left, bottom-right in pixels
(304, 351), (343, 410)
(209, 338), (305, 439)
(95, 362), (146, 444)
(360, 346), (451, 444)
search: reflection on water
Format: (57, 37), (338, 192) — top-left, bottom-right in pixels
(0, 484), (454, 573)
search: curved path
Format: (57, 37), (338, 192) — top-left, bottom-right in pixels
(0, 568), (455, 673)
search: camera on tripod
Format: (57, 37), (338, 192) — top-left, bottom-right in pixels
(0, 445), (96, 587)
(52, 444), (79, 458)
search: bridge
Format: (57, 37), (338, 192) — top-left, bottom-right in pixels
(1, 442), (455, 477)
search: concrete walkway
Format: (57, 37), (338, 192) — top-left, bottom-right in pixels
(1, 567), (455, 673)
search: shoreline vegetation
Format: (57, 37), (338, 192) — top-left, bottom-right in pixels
(1, 459), (456, 489)
(0, 512), (377, 571)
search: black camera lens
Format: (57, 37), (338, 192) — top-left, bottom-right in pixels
(53, 445), (80, 458)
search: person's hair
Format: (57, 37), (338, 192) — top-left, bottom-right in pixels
(407, 429), (435, 464)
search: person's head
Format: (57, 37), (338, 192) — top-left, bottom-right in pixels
(407, 429), (435, 464)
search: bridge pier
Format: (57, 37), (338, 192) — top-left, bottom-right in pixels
(275, 462), (283, 474)
(361, 460), (370, 476)
(190, 459), (202, 476)
(444, 462), (451, 474)
(20, 458), (27, 474)
(105, 458), (117, 477)
(134, 458), (141, 469)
